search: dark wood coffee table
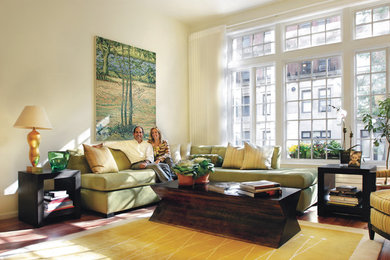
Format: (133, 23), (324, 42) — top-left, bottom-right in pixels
(149, 181), (301, 248)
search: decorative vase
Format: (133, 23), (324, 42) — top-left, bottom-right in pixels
(177, 174), (194, 186)
(339, 150), (350, 166)
(195, 173), (210, 184)
(48, 151), (70, 172)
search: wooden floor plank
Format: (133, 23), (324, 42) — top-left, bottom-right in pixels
(0, 205), (388, 259)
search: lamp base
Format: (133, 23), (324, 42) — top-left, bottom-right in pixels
(26, 166), (43, 173)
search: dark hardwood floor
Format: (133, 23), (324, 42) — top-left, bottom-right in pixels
(0, 205), (388, 259)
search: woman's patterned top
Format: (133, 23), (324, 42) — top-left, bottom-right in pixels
(148, 139), (171, 162)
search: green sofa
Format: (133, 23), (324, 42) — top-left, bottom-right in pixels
(188, 145), (318, 213)
(67, 148), (159, 217)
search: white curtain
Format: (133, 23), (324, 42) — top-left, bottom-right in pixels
(188, 25), (227, 145)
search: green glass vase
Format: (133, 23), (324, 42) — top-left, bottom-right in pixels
(48, 151), (70, 172)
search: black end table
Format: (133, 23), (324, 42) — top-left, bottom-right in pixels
(18, 169), (81, 227)
(317, 164), (376, 221)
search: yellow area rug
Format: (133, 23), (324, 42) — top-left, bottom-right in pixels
(1, 217), (384, 260)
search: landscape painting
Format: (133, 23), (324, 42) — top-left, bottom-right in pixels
(95, 36), (156, 141)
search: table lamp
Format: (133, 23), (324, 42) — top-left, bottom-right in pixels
(14, 105), (53, 172)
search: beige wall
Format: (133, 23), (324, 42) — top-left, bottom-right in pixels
(0, 0), (189, 219)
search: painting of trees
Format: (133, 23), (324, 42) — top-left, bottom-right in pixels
(95, 36), (156, 141)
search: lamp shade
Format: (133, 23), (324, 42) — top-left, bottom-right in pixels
(14, 105), (53, 130)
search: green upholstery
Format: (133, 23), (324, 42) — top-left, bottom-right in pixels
(191, 145), (212, 155)
(67, 146), (159, 216)
(271, 146), (281, 169)
(81, 169), (156, 191)
(211, 146), (227, 159)
(81, 186), (159, 215)
(109, 148), (131, 170)
(210, 167), (317, 189)
(67, 154), (91, 174)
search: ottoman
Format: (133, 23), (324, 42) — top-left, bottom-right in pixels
(369, 189), (390, 240)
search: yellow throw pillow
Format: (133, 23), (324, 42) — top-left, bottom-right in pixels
(222, 143), (244, 169)
(83, 144), (119, 174)
(241, 142), (273, 170)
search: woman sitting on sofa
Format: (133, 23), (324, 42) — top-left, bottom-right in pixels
(148, 127), (176, 179)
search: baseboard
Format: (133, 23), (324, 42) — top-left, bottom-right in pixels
(0, 211), (17, 220)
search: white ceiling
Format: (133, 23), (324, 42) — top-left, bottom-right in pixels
(142, 0), (280, 25)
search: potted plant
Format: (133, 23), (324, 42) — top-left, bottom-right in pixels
(362, 98), (390, 187)
(193, 158), (214, 184)
(173, 158), (215, 185)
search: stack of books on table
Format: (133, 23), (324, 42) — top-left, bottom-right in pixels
(327, 185), (362, 207)
(44, 190), (74, 213)
(237, 180), (282, 198)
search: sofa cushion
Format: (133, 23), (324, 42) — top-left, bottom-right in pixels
(81, 169), (156, 191)
(83, 144), (119, 174)
(211, 146), (227, 159)
(241, 142), (273, 170)
(67, 154), (91, 174)
(108, 148), (131, 171)
(222, 144), (245, 169)
(271, 146), (281, 169)
(210, 167), (317, 189)
(191, 145), (212, 155)
(180, 143), (192, 160)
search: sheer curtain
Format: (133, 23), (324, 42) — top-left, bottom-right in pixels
(188, 25), (227, 145)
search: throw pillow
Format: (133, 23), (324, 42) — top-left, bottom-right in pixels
(67, 154), (91, 174)
(180, 143), (192, 160)
(170, 144), (181, 164)
(241, 142), (273, 170)
(108, 148), (131, 171)
(83, 144), (119, 174)
(191, 145), (212, 155)
(271, 146), (281, 169)
(222, 143), (245, 169)
(189, 154), (223, 167)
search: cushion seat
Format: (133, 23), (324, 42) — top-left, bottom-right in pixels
(81, 169), (156, 191)
(369, 189), (390, 240)
(211, 167), (317, 189)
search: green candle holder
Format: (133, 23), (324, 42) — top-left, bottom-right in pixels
(48, 151), (70, 172)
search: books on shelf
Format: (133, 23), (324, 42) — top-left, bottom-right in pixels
(335, 185), (357, 192)
(239, 180), (281, 192)
(44, 190), (68, 198)
(328, 186), (362, 207)
(44, 197), (74, 213)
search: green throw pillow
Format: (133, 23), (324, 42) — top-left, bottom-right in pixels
(189, 154), (223, 167)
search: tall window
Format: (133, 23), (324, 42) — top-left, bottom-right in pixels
(285, 15), (341, 51)
(355, 5), (390, 39)
(230, 66), (275, 146)
(231, 29), (275, 61)
(285, 56), (342, 159)
(355, 49), (387, 161)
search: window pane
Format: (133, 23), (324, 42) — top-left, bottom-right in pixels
(356, 75), (370, 95)
(328, 56), (342, 76)
(373, 6), (389, 21)
(313, 59), (327, 77)
(253, 45), (263, 57)
(286, 38), (297, 50)
(328, 78), (342, 97)
(356, 52), (371, 74)
(356, 24), (372, 39)
(312, 19), (325, 33)
(299, 22), (311, 35)
(326, 16), (341, 30)
(286, 83), (298, 101)
(372, 50), (386, 72)
(326, 30), (341, 43)
(298, 35), (311, 48)
(264, 30), (274, 42)
(287, 102), (299, 120)
(357, 95), (370, 117)
(286, 25), (298, 38)
(372, 73), (386, 94)
(356, 9), (372, 25)
(373, 20), (390, 36)
(312, 32), (325, 46)
(286, 63), (300, 81)
(253, 33), (264, 45)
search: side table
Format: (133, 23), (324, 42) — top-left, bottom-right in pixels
(317, 164), (376, 221)
(18, 169), (81, 227)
